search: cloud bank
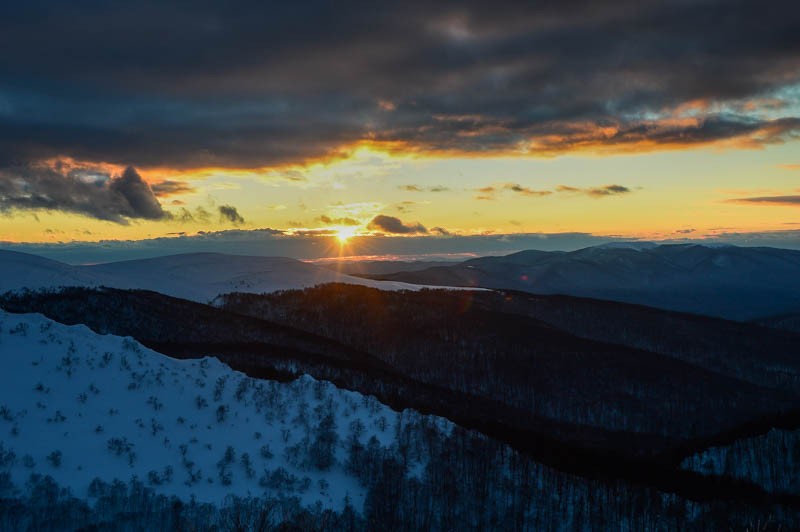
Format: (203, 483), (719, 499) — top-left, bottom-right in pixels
(0, 1), (798, 171)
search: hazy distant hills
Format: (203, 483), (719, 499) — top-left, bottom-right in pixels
(362, 243), (800, 320)
(6, 243), (799, 320)
(0, 250), (99, 289)
(0, 250), (437, 302)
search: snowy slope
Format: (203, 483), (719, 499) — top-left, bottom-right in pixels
(0, 310), (451, 512)
(0, 250), (100, 292)
(0, 250), (452, 304)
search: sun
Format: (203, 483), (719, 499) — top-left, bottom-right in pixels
(335, 226), (358, 244)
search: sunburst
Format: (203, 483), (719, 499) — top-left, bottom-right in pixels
(335, 226), (358, 244)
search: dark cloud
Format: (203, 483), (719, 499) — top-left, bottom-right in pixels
(174, 208), (196, 223)
(0, 165), (166, 223)
(151, 180), (196, 197)
(0, 164), (238, 224)
(729, 195), (800, 206)
(0, 1), (797, 170)
(172, 206), (214, 224)
(218, 205), (245, 225)
(292, 228), (338, 237)
(317, 215), (360, 225)
(368, 215), (428, 234)
(195, 206), (212, 223)
(109, 167), (165, 218)
(596, 185), (630, 196)
(556, 184), (632, 197)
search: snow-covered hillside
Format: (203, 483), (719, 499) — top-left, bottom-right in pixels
(85, 252), (440, 302)
(0, 310), (451, 512)
(0, 251), (100, 292)
(0, 250), (447, 303)
(682, 428), (800, 494)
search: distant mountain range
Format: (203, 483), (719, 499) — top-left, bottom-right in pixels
(4, 243), (800, 320)
(0, 250), (435, 303)
(361, 243), (800, 320)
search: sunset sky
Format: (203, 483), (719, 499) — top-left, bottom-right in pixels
(1, 1), (799, 261)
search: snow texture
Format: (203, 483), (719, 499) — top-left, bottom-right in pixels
(0, 310), (451, 512)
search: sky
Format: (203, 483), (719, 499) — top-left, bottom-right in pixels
(1, 1), (800, 262)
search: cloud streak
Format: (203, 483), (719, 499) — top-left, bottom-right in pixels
(151, 180), (196, 197)
(400, 184), (450, 192)
(557, 184), (632, 197)
(317, 215), (360, 226)
(729, 195), (800, 206)
(476, 183), (632, 200)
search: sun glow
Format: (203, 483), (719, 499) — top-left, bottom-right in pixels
(335, 226), (358, 244)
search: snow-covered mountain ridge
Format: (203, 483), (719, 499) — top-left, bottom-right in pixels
(0, 309), (451, 512)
